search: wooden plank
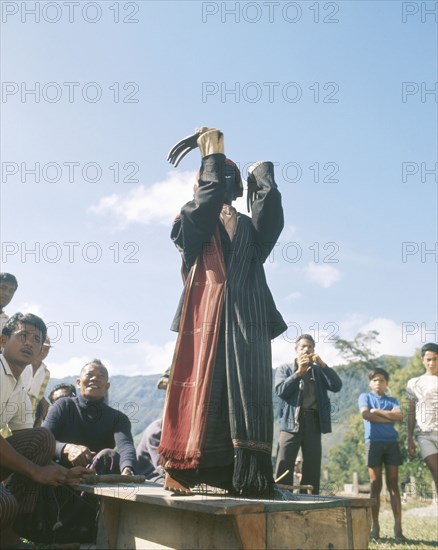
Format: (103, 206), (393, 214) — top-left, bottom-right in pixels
(232, 513), (266, 550)
(81, 482), (365, 515)
(91, 485), (373, 549)
(350, 505), (371, 549)
(102, 498), (246, 549)
(341, 496), (374, 508)
(345, 506), (355, 549)
(96, 497), (121, 549)
(263, 494), (355, 513)
(81, 483), (266, 515)
(267, 508), (351, 549)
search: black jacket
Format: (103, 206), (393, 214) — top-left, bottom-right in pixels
(275, 362), (343, 434)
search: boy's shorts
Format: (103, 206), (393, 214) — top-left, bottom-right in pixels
(366, 441), (403, 467)
(417, 431), (438, 459)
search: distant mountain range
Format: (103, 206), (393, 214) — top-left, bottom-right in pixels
(47, 354), (410, 453)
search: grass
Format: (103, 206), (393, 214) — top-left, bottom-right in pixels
(369, 499), (437, 549)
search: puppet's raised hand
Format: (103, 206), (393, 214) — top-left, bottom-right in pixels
(167, 127), (223, 166)
(167, 130), (201, 167)
(246, 161), (264, 212)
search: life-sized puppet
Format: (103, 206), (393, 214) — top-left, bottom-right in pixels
(159, 128), (287, 495)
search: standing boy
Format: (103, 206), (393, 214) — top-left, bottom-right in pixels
(358, 368), (405, 542)
(406, 342), (438, 496)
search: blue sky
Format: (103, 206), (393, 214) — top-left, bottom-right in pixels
(1, 0), (437, 377)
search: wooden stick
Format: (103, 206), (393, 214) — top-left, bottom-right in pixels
(274, 470), (290, 483)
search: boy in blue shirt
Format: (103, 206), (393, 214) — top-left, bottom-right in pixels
(358, 368), (405, 542)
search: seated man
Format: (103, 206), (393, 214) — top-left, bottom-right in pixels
(38, 360), (137, 544)
(21, 336), (52, 427)
(48, 382), (77, 404)
(136, 418), (163, 479)
(136, 367), (170, 480)
(0, 312), (88, 548)
(29, 382), (76, 436)
(43, 359), (136, 475)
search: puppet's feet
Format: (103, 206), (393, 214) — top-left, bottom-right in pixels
(164, 473), (192, 495)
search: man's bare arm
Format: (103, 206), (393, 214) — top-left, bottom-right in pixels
(407, 400), (417, 458)
(369, 407), (402, 422)
(0, 434), (90, 485)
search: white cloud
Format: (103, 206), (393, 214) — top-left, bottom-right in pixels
(233, 195), (249, 215)
(89, 171), (196, 227)
(88, 171), (282, 225)
(305, 264), (342, 288)
(281, 225), (298, 240)
(126, 340), (176, 376)
(48, 356), (91, 378)
(273, 316), (426, 370)
(338, 314), (368, 335)
(285, 291), (302, 302)
(14, 302), (42, 315)
(48, 339), (177, 379)
(272, 337), (293, 367)
(358, 317), (425, 358)
(335, 316), (427, 360)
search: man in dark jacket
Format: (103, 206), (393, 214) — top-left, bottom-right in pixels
(275, 334), (342, 494)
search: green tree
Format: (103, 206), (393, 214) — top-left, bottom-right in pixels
(333, 330), (380, 368)
(328, 410), (367, 487)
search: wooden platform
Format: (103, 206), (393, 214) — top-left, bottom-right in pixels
(79, 481), (373, 549)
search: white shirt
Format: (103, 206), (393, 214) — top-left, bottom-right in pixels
(0, 353), (33, 433)
(21, 361), (50, 404)
(406, 373), (438, 434)
(0, 312), (9, 334)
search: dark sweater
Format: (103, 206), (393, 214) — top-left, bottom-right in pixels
(42, 394), (136, 472)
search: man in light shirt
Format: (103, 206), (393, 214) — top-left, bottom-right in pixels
(0, 312), (89, 547)
(407, 342), (438, 496)
(21, 336), (52, 427)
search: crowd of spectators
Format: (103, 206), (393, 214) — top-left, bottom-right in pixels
(1, 271), (436, 546)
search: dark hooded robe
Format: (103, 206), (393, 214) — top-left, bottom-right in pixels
(159, 153), (287, 493)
